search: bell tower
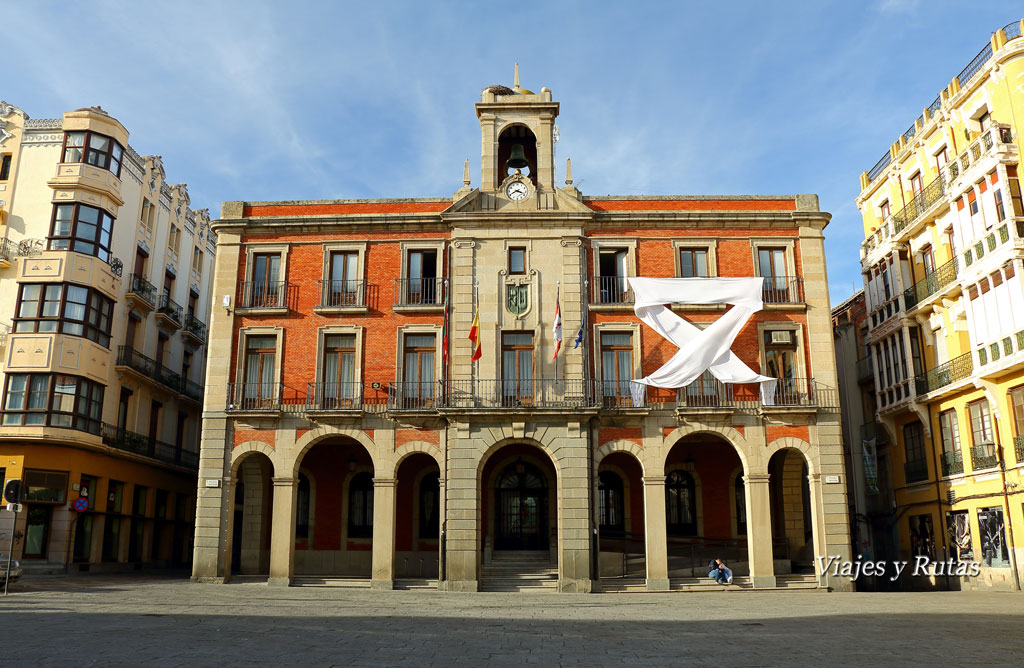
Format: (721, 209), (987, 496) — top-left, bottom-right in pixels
(476, 65), (560, 195)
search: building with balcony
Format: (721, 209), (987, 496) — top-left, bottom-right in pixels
(0, 102), (216, 572)
(855, 20), (1024, 591)
(192, 73), (851, 592)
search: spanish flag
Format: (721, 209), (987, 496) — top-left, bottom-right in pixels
(469, 302), (482, 362)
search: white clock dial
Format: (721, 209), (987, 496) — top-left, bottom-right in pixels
(506, 182), (529, 201)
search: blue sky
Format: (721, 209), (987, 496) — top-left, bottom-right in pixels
(4, 1), (1022, 305)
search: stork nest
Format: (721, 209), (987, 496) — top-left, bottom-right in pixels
(486, 85), (516, 96)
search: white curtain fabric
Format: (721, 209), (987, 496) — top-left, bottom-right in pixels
(626, 277), (778, 406)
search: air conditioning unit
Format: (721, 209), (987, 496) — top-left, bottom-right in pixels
(770, 331), (793, 345)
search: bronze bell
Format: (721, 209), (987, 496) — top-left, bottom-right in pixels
(506, 143), (529, 171)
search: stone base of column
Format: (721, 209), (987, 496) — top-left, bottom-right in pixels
(190, 576), (225, 584)
(750, 575), (777, 589)
(267, 577), (292, 587)
(440, 579), (478, 592)
(557, 578), (594, 593)
(371, 579), (394, 591)
(646, 577), (670, 591)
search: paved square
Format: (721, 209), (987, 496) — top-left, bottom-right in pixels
(1, 575), (1023, 666)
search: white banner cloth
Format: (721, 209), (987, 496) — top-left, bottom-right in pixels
(626, 277), (778, 406)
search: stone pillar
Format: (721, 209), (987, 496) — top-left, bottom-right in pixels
(444, 423), (479, 592)
(371, 477), (397, 590)
(745, 472), (776, 589)
(557, 423), (593, 593)
(643, 476), (669, 591)
(267, 477), (296, 587)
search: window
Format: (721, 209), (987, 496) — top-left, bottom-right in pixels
(946, 510), (974, 562)
(140, 199), (154, 233)
(600, 331), (633, 406)
(939, 410), (961, 454)
(182, 350), (193, 383)
(967, 400), (994, 447)
(968, 190), (980, 216)
(2, 373), (103, 434)
(322, 334), (357, 408)
(191, 247), (203, 276)
(246, 253), (282, 308)
(326, 251), (359, 306)
(22, 469), (69, 503)
(401, 333), (436, 407)
(0, 154), (11, 181)
(48, 203), (114, 261)
(347, 472), (374, 538)
(679, 248), (708, 277)
(935, 147), (948, 173)
(880, 200), (890, 220)
(1010, 387), (1024, 455)
(242, 335), (277, 408)
(418, 472), (440, 539)
(296, 473), (310, 541)
(508, 247), (526, 275)
(764, 329), (797, 381)
(501, 331), (534, 406)
(903, 421), (927, 483)
(921, 245), (935, 276)
(14, 283), (114, 347)
(168, 225), (181, 253)
(665, 470), (697, 537)
(977, 507), (1009, 567)
(909, 514), (935, 559)
(758, 247), (790, 301)
(597, 248), (628, 304)
(62, 130), (123, 177)
(994, 186), (1007, 222)
(910, 172), (923, 199)
(598, 471), (624, 535)
(406, 249), (439, 305)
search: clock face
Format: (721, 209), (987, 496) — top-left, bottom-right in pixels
(506, 181), (529, 201)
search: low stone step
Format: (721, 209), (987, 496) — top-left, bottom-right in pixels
(395, 579), (438, 590)
(292, 577), (371, 588)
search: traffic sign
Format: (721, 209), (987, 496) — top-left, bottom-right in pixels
(73, 497), (89, 512)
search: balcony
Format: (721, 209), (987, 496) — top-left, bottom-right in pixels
(155, 292), (183, 330)
(676, 373), (733, 409)
(387, 381), (441, 411)
(306, 381), (364, 412)
(0, 238), (15, 268)
(590, 275), (633, 307)
(856, 357), (874, 384)
(914, 352), (973, 397)
(100, 423), (198, 470)
(891, 174), (946, 237)
(126, 273), (157, 311)
(940, 451), (964, 477)
(904, 460), (929, 484)
(237, 281), (290, 311)
(970, 443), (998, 471)
(761, 276), (804, 305)
(115, 346), (182, 395)
(945, 125), (1014, 186)
(1014, 436), (1024, 464)
(183, 313), (207, 345)
(393, 278), (444, 310)
(903, 257), (957, 310)
(316, 279), (367, 311)
(226, 381), (284, 413)
(444, 379), (592, 411)
(181, 378), (204, 404)
(768, 377), (817, 407)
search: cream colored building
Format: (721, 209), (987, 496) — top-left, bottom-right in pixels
(192, 74), (852, 592)
(856, 20), (1024, 591)
(0, 103), (215, 571)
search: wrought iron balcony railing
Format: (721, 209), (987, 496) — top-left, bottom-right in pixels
(1015, 435), (1024, 465)
(957, 42), (993, 87)
(126, 273), (157, 307)
(676, 372), (733, 408)
(100, 423), (198, 469)
(238, 281), (289, 309)
(903, 257), (957, 309)
(768, 377), (816, 407)
(891, 174), (945, 235)
(970, 443), (998, 471)
(306, 381), (364, 411)
(183, 313), (207, 342)
(388, 381), (441, 410)
(867, 151), (891, 182)
(601, 380), (645, 409)
(181, 378), (203, 403)
(226, 381), (283, 412)
(904, 460), (929, 484)
(116, 346), (182, 393)
(445, 378), (592, 410)
(940, 451), (964, 477)
(157, 292), (183, 325)
(107, 256), (123, 278)
(914, 352), (973, 396)
(393, 277), (444, 307)
(590, 275), (633, 305)
(318, 279), (366, 308)
(0, 238), (16, 262)
(762, 276), (805, 304)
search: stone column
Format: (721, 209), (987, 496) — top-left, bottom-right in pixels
(371, 477), (397, 590)
(745, 472), (776, 589)
(267, 476), (296, 587)
(643, 475), (669, 591)
(444, 422), (480, 592)
(557, 423), (593, 593)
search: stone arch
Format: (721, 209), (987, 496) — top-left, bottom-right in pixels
(765, 437), (818, 476)
(595, 440), (646, 475)
(230, 441), (282, 477)
(661, 424), (749, 475)
(291, 425), (380, 478)
(475, 435), (562, 482)
(390, 441), (444, 478)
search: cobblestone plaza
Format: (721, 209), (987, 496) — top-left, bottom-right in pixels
(2, 575), (1023, 666)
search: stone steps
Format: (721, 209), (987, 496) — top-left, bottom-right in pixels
(600, 574), (822, 593)
(292, 576), (371, 588)
(394, 579), (438, 590)
(480, 551), (558, 592)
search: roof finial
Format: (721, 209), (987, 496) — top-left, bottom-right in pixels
(462, 158), (471, 186)
(514, 63), (520, 89)
(565, 158), (573, 186)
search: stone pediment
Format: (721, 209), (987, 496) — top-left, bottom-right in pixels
(445, 186), (593, 217)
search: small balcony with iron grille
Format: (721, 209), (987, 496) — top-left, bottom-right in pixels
(761, 276), (805, 307)
(125, 273), (157, 312)
(315, 279), (368, 313)
(969, 442), (998, 471)
(236, 281), (292, 313)
(226, 381), (285, 414)
(306, 381), (364, 413)
(903, 257), (958, 311)
(940, 450), (964, 477)
(914, 352), (973, 400)
(1014, 435), (1024, 466)
(393, 278), (444, 312)
(182, 313), (207, 346)
(155, 292), (183, 331)
(442, 379), (595, 413)
(101, 423), (198, 470)
(589, 275), (634, 311)
(675, 372), (734, 420)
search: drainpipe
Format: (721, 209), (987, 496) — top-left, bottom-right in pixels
(993, 425), (1022, 591)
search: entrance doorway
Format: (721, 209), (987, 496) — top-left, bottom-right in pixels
(495, 461), (549, 550)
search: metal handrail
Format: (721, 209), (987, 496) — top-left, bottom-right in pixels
(676, 372), (733, 408)
(914, 352), (973, 396)
(127, 273), (157, 306)
(867, 152), (891, 181)
(940, 451), (964, 477)
(306, 381), (364, 411)
(226, 381), (284, 411)
(318, 279), (366, 308)
(181, 378), (203, 403)
(769, 377), (817, 407)
(238, 280), (288, 309)
(157, 292), (183, 325)
(970, 443), (998, 471)
(590, 275), (634, 305)
(892, 173), (945, 235)
(445, 378), (592, 410)
(183, 313), (207, 341)
(116, 346), (181, 393)
(0, 238), (17, 262)
(1006, 21), (1023, 41)
(903, 257), (957, 309)
(1014, 435), (1024, 464)
(762, 276), (804, 304)
(957, 42), (993, 87)
(394, 277), (444, 307)
(387, 381), (441, 410)
(100, 423), (197, 469)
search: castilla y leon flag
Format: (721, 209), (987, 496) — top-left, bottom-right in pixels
(469, 301), (482, 362)
(551, 291), (563, 361)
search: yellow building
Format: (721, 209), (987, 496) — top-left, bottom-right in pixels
(856, 20), (1024, 590)
(0, 103), (215, 572)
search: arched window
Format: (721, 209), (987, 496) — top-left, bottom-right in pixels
(348, 472), (374, 538)
(735, 473), (746, 536)
(598, 471), (624, 535)
(419, 472), (440, 539)
(665, 470), (697, 537)
(296, 473), (310, 541)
